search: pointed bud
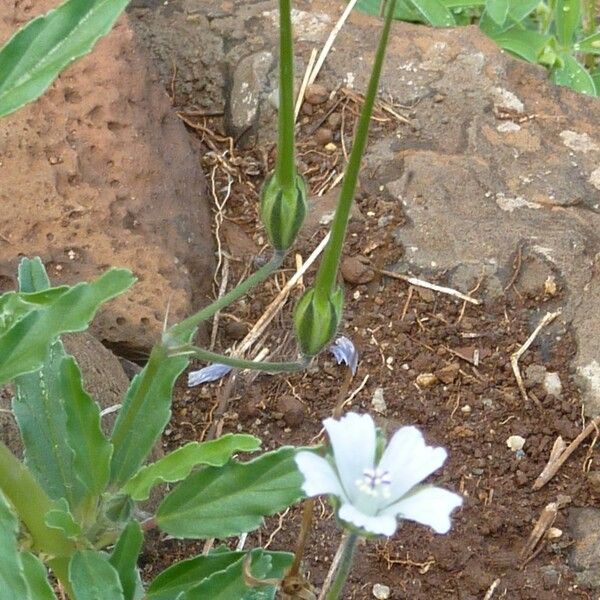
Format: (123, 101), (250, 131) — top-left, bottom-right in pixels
(260, 172), (307, 252)
(293, 286), (343, 357)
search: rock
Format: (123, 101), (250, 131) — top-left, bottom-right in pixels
(372, 583), (391, 599)
(315, 127), (333, 146)
(587, 471), (600, 494)
(435, 363), (460, 384)
(227, 51), (274, 140)
(277, 396), (305, 428)
(304, 83), (330, 105)
(341, 255), (375, 285)
(525, 365), (548, 387)
(568, 507), (600, 588)
(0, 3), (214, 355)
(544, 372), (563, 398)
(371, 387), (386, 414)
(416, 373), (438, 388)
(301, 188), (363, 238)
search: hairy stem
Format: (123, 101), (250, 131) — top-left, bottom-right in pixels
(188, 346), (307, 373)
(321, 532), (359, 600)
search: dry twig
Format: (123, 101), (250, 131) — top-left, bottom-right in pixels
(482, 578), (501, 600)
(533, 415), (600, 490)
(520, 502), (558, 564)
(510, 310), (561, 405)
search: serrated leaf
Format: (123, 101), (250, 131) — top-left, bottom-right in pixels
(109, 521), (144, 600)
(156, 447), (303, 539)
(555, 0), (580, 47)
(0, 0), (131, 118)
(485, 0), (508, 25)
(491, 27), (550, 63)
(551, 53), (597, 95)
(109, 346), (189, 487)
(0, 268), (135, 384)
(44, 498), (82, 540)
(69, 550), (124, 600)
(408, 0), (456, 25)
(123, 434), (261, 501)
(186, 550), (293, 600)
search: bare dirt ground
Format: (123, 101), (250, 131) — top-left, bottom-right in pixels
(137, 86), (598, 599)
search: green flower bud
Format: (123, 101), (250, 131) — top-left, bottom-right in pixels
(293, 286), (343, 357)
(260, 172), (307, 252)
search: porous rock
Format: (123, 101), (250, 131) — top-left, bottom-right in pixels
(0, 2), (214, 355)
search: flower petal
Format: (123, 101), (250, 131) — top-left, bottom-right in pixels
(378, 426), (447, 500)
(188, 363), (233, 386)
(338, 503), (397, 536)
(329, 336), (359, 375)
(324, 413), (376, 501)
(295, 451), (347, 500)
(383, 485), (463, 534)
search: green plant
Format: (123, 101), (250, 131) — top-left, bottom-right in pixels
(355, 0), (600, 95)
(0, 0), (427, 598)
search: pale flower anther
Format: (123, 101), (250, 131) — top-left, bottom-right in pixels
(295, 412), (463, 537)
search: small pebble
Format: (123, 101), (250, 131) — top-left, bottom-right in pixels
(371, 387), (387, 414)
(324, 142), (337, 152)
(341, 255), (375, 284)
(372, 583), (390, 599)
(416, 372), (438, 388)
(543, 372), (562, 398)
(305, 83), (329, 105)
(315, 127), (333, 146)
(328, 112), (342, 129)
(506, 435), (526, 452)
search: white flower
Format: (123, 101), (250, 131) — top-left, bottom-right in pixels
(295, 413), (462, 536)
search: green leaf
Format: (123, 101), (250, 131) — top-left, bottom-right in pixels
(20, 553), (57, 600)
(109, 521), (144, 600)
(44, 498), (82, 540)
(485, 0), (508, 25)
(156, 447), (303, 539)
(0, 268), (135, 384)
(354, 0), (421, 22)
(488, 26), (550, 63)
(0, 489), (32, 598)
(407, 0), (456, 25)
(551, 52), (597, 95)
(575, 32), (600, 55)
(109, 345), (189, 487)
(18, 257), (51, 293)
(69, 550), (125, 600)
(554, 0), (580, 47)
(148, 549), (293, 600)
(61, 356), (112, 498)
(123, 434), (261, 501)
(507, 0), (538, 22)
(441, 0), (485, 7)
(0, 0), (131, 118)
(186, 550), (293, 600)
(591, 69), (600, 92)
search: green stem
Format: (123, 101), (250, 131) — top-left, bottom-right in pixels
(0, 441), (74, 559)
(584, 0), (596, 68)
(275, 0), (296, 191)
(313, 0), (397, 302)
(168, 253), (283, 341)
(189, 346), (307, 373)
(324, 533), (359, 600)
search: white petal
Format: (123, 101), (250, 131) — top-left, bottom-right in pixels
(338, 503), (397, 536)
(383, 486), (463, 534)
(378, 426), (447, 500)
(295, 451), (346, 500)
(324, 413), (376, 499)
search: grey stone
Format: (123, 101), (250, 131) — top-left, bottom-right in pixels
(568, 508), (600, 588)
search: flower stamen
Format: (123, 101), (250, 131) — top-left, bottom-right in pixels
(356, 467), (392, 498)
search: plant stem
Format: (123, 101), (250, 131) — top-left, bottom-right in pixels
(321, 532), (359, 600)
(168, 253), (283, 340)
(313, 0), (397, 303)
(189, 346), (307, 373)
(583, 0), (597, 69)
(276, 0), (296, 191)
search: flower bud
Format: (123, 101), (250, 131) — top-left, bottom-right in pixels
(259, 172), (307, 252)
(293, 286), (343, 357)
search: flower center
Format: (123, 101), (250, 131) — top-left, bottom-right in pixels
(356, 467), (392, 498)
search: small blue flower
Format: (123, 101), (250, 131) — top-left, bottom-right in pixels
(329, 336), (358, 375)
(188, 363), (233, 387)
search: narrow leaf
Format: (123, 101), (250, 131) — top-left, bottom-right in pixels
(156, 448), (303, 539)
(61, 356), (112, 498)
(0, 0), (131, 117)
(551, 53), (597, 95)
(109, 346), (189, 487)
(407, 0), (456, 25)
(507, 0), (539, 22)
(123, 434), (261, 501)
(109, 521), (144, 600)
(69, 550), (125, 600)
(555, 0), (581, 47)
(575, 32), (600, 55)
(0, 268), (135, 384)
